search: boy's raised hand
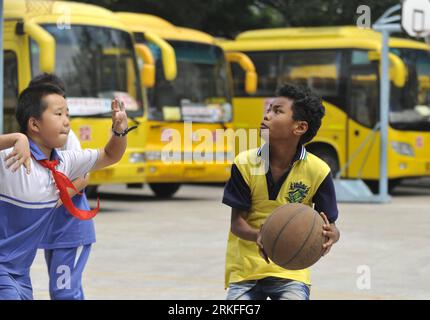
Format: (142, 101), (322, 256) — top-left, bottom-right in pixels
(4, 133), (31, 174)
(111, 99), (128, 133)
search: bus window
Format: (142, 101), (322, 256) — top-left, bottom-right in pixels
(389, 48), (430, 130)
(348, 50), (379, 128)
(141, 39), (231, 122)
(3, 51), (19, 133)
(30, 25), (143, 117)
(231, 51), (281, 97)
(416, 52), (430, 108)
(279, 50), (344, 108)
(351, 50), (372, 65)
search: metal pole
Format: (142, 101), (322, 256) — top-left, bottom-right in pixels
(0, 0), (4, 134)
(379, 29), (390, 202)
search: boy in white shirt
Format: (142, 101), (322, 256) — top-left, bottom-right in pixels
(0, 78), (130, 299)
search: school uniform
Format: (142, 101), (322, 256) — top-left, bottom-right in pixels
(222, 144), (338, 290)
(0, 139), (98, 299)
(39, 131), (96, 300)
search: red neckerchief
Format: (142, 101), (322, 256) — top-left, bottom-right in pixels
(37, 158), (100, 220)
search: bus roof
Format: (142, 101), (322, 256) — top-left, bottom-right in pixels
(116, 12), (216, 45)
(221, 26), (430, 52)
(235, 26), (381, 41)
(390, 37), (430, 51)
(5, 0), (127, 31)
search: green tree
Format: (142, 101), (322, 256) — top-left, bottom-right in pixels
(74, 0), (284, 38)
(73, 0), (401, 38)
(260, 0), (400, 27)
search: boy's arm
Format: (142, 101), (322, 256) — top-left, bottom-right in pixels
(313, 173), (340, 256)
(91, 99), (128, 172)
(230, 208), (270, 264)
(56, 175), (89, 208)
(230, 208), (259, 242)
(72, 176), (89, 193)
(0, 133), (31, 174)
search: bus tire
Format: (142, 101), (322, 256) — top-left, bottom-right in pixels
(363, 179), (401, 194)
(149, 183), (181, 198)
(85, 185), (99, 198)
(307, 145), (340, 177)
(127, 183), (143, 189)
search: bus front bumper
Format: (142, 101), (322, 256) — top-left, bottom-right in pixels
(88, 163), (146, 185)
(144, 162), (232, 183)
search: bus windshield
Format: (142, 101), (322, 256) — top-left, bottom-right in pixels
(390, 48), (430, 131)
(31, 25), (143, 117)
(142, 39), (232, 123)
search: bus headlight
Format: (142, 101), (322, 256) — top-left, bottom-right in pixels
(145, 151), (162, 161)
(129, 152), (146, 163)
(391, 142), (414, 156)
(215, 151), (234, 162)
(222, 103), (232, 122)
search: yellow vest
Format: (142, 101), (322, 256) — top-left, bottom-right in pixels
(225, 146), (330, 288)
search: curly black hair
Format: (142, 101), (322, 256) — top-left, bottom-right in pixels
(276, 83), (325, 144)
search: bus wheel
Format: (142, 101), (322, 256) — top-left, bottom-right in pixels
(127, 183), (143, 189)
(149, 183), (181, 198)
(363, 179), (401, 194)
(85, 185), (99, 198)
(307, 146), (340, 177)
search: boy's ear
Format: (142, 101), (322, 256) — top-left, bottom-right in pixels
(294, 120), (308, 137)
(27, 117), (41, 133)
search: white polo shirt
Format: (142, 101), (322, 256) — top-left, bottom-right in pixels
(39, 130), (97, 249)
(0, 139), (99, 276)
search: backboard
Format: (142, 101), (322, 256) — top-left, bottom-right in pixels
(402, 0), (430, 37)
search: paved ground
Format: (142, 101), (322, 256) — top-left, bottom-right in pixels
(30, 180), (430, 300)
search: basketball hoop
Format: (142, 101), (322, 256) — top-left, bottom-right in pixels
(25, 0), (54, 15)
(402, 0), (430, 38)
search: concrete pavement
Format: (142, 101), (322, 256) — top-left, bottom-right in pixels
(30, 182), (430, 299)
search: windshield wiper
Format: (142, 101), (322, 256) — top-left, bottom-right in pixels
(72, 112), (141, 125)
(77, 111), (112, 118)
(129, 116), (141, 126)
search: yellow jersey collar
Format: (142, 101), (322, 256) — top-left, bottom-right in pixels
(257, 143), (307, 162)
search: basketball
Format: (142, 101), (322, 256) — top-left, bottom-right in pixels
(261, 203), (326, 270)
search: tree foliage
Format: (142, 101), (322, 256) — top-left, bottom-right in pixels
(74, 0), (401, 38)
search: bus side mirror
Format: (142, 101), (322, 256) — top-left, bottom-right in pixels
(24, 22), (56, 73)
(225, 52), (258, 94)
(388, 53), (408, 87)
(368, 51), (407, 87)
(245, 72), (257, 94)
(144, 31), (177, 81)
(135, 44), (155, 88)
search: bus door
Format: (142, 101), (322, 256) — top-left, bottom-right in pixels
(346, 50), (380, 179)
(3, 21), (31, 133)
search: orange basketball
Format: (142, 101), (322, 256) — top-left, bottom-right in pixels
(261, 203), (326, 270)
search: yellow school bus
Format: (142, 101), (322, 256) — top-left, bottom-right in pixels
(117, 12), (256, 197)
(3, 0), (148, 192)
(221, 26), (430, 192)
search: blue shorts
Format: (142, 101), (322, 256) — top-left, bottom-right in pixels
(226, 277), (310, 300)
(44, 244), (91, 300)
(0, 272), (33, 300)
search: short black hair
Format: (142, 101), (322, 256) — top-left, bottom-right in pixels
(16, 83), (65, 134)
(29, 73), (66, 92)
(276, 83), (325, 144)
